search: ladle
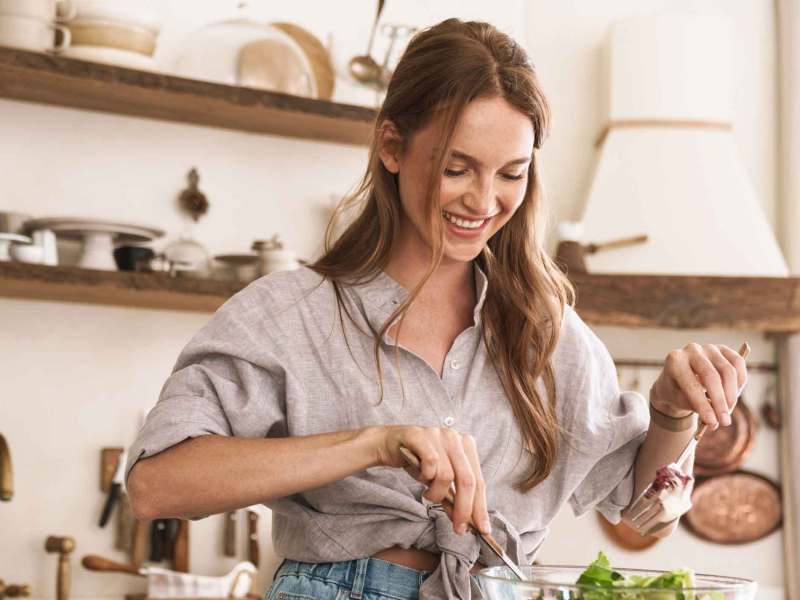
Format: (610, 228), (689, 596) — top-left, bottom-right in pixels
(348, 0), (386, 85)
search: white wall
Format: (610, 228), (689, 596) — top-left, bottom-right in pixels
(525, 0), (784, 595)
(0, 0), (784, 598)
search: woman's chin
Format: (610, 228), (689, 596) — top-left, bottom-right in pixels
(442, 240), (485, 263)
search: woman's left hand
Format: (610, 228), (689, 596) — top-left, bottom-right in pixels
(650, 343), (748, 429)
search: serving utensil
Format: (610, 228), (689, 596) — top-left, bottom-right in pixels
(398, 446), (528, 581)
(348, 0), (385, 85)
(626, 342), (750, 535)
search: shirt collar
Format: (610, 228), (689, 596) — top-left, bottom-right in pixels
(351, 263), (489, 336)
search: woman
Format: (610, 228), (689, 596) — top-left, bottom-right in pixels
(127, 18), (747, 600)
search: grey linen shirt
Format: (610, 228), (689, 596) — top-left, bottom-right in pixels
(126, 265), (648, 599)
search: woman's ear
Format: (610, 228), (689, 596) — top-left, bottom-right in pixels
(377, 120), (403, 174)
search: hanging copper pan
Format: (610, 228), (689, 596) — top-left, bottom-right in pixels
(694, 396), (757, 477)
(683, 470), (782, 544)
(596, 513), (659, 551)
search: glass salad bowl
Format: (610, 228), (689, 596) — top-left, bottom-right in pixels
(477, 565), (757, 600)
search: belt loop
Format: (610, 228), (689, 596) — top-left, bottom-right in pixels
(349, 557), (369, 599)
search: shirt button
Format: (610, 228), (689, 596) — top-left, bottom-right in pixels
(450, 359), (461, 370)
(444, 416), (456, 427)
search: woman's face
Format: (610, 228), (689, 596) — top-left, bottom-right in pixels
(381, 96), (534, 264)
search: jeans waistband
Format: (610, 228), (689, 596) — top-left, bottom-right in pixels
(275, 557), (431, 599)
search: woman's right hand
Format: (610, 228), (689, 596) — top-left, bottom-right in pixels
(373, 425), (491, 535)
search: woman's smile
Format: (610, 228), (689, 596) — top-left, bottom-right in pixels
(442, 209), (494, 238)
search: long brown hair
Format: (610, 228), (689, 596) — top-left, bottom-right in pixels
(310, 18), (574, 491)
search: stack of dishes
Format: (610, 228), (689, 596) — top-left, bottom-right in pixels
(171, 18), (317, 98)
(0, 0), (73, 53)
(62, 0), (161, 71)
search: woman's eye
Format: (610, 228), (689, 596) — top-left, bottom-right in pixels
(444, 168), (467, 177)
(500, 172), (525, 181)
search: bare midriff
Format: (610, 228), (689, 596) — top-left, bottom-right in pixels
(372, 547), (484, 574)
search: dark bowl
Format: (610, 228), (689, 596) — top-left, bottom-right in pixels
(114, 245), (155, 271)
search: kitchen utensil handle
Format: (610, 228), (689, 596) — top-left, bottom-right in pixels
(398, 446), (527, 581)
(224, 511), (237, 557)
(398, 447), (460, 509)
(399, 446), (482, 531)
(98, 483), (120, 527)
(247, 511), (260, 567)
(131, 518), (147, 567)
(149, 519), (166, 562)
(365, 0), (386, 54)
(586, 234), (648, 253)
(81, 554), (142, 576)
(172, 519), (189, 573)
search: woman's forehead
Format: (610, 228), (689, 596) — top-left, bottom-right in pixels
(420, 97), (535, 166)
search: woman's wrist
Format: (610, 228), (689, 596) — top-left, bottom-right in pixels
(649, 388), (696, 431)
(649, 402), (697, 432)
(649, 388), (693, 418)
(356, 425), (388, 468)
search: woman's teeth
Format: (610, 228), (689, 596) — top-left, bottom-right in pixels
(442, 211), (486, 229)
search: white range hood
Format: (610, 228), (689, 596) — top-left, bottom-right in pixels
(580, 14), (788, 277)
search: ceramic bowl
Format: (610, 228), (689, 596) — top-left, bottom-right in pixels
(72, 0), (161, 34)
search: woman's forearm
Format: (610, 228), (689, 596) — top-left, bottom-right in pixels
(128, 427), (383, 521)
(625, 403), (697, 537)
(630, 412), (696, 502)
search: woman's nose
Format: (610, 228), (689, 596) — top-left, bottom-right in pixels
(463, 177), (495, 213)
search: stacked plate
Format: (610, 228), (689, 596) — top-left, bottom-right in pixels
(0, 0), (73, 53)
(171, 18), (318, 98)
(62, 0), (162, 70)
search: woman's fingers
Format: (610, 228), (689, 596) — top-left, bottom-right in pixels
(685, 344), (727, 428)
(462, 433), (491, 534)
(395, 426), (487, 535)
(660, 343), (749, 430)
(718, 344), (749, 392)
(443, 429), (477, 534)
(703, 344), (740, 419)
(665, 349), (717, 427)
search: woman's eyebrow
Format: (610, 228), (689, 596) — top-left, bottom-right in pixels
(450, 149), (532, 167)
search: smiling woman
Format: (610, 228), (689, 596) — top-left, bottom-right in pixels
(125, 16), (748, 600)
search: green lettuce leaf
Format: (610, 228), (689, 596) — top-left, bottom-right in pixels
(572, 552), (726, 599)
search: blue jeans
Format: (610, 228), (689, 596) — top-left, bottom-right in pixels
(265, 557), (433, 600)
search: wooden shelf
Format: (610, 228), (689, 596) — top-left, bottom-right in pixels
(0, 46), (377, 145)
(2, 263), (799, 331)
(0, 262), (244, 313)
(570, 272), (800, 333)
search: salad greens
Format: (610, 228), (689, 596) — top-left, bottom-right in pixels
(570, 552), (724, 600)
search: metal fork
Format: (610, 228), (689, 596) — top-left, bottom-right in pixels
(626, 342), (750, 535)
(398, 446), (528, 581)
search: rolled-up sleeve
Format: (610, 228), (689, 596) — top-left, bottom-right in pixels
(125, 287), (290, 486)
(559, 309), (650, 524)
(569, 391), (649, 523)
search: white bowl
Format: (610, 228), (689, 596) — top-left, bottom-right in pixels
(10, 242), (44, 264)
(72, 0), (160, 34)
(61, 44), (158, 71)
(171, 20), (316, 98)
(68, 19), (157, 56)
(0, 0), (75, 22)
(0, 14), (70, 52)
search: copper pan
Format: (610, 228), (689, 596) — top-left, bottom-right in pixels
(683, 470), (782, 544)
(694, 395), (756, 477)
(597, 513), (659, 551)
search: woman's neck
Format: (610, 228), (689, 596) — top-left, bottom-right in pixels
(384, 228), (475, 305)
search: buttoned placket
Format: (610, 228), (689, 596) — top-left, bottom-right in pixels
(356, 267), (488, 431)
